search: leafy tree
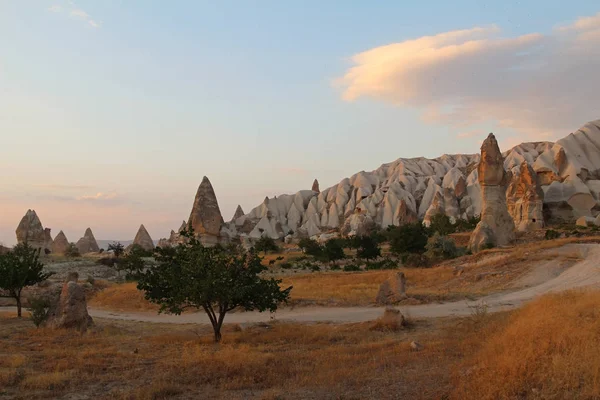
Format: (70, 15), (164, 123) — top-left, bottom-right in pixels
(108, 242), (125, 258)
(127, 244), (152, 257)
(386, 222), (429, 255)
(116, 247), (147, 280)
(0, 244), (52, 317)
(298, 238), (323, 257)
(353, 235), (381, 260)
(253, 235), (279, 255)
(454, 215), (481, 232)
(425, 233), (461, 260)
(64, 243), (80, 258)
(137, 232), (292, 342)
(428, 213), (455, 236)
(323, 239), (345, 264)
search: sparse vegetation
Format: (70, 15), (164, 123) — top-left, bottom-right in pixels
(253, 235), (279, 255)
(425, 234), (462, 260)
(27, 295), (52, 327)
(0, 244), (52, 317)
(107, 242), (125, 258)
(64, 243), (80, 258)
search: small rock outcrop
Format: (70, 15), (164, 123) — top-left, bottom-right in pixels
(15, 210), (49, 252)
(51, 231), (70, 254)
(507, 162), (545, 231)
(375, 272), (407, 305)
(469, 134), (516, 252)
(46, 273), (94, 332)
(132, 224), (154, 251)
(76, 228), (100, 254)
(312, 179), (320, 193)
(188, 176), (224, 245)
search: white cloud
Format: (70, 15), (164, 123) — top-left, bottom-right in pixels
(76, 192), (118, 201)
(47, 3), (101, 28)
(336, 12), (600, 142)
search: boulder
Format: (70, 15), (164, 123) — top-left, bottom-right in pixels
(375, 272), (407, 305)
(507, 162), (545, 231)
(15, 210), (48, 252)
(188, 176), (224, 245)
(576, 216), (597, 227)
(76, 228), (100, 254)
(132, 224), (154, 251)
(51, 231), (70, 254)
(469, 133), (516, 252)
(46, 273), (94, 332)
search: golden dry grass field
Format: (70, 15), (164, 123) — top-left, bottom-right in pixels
(3, 290), (600, 399)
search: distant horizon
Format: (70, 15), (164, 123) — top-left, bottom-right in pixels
(1, 1), (599, 245)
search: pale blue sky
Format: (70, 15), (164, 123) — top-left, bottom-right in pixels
(1, 1), (598, 244)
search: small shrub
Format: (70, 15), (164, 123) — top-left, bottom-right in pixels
(280, 262), (292, 269)
(343, 264), (361, 272)
(86, 276), (96, 285)
(330, 264), (341, 271)
(425, 233), (461, 260)
(545, 229), (561, 240)
(310, 264), (321, 272)
(253, 235), (280, 254)
(64, 243), (80, 258)
(298, 238), (323, 257)
(96, 257), (116, 267)
(365, 258), (398, 270)
(28, 296), (51, 327)
(429, 213), (455, 236)
(402, 253), (429, 268)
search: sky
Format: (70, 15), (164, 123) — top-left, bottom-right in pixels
(1, 1), (599, 245)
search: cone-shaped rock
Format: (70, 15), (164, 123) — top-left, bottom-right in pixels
(15, 209), (48, 251)
(51, 231), (70, 254)
(133, 224), (154, 251)
(507, 162), (545, 231)
(232, 205), (245, 222)
(469, 133), (515, 252)
(76, 228), (100, 254)
(188, 177), (224, 244)
(312, 179), (320, 193)
(178, 220), (187, 232)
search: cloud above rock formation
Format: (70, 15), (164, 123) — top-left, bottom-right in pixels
(336, 13), (600, 141)
(48, 3), (101, 28)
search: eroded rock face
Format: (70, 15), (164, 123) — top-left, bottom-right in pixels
(46, 273), (94, 332)
(51, 231), (70, 254)
(375, 272), (407, 305)
(469, 134), (515, 252)
(188, 176), (224, 245)
(507, 162), (545, 231)
(133, 224), (154, 252)
(15, 210), (49, 252)
(76, 228), (100, 254)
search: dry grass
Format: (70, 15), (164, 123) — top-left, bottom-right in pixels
(452, 289), (600, 399)
(3, 288), (600, 398)
(88, 282), (160, 312)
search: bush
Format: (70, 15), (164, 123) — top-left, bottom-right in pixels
(280, 262), (292, 269)
(425, 234), (461, 260)
(298, 238), (323, 257)
(64, 243), (80, 258)
(343, 264), (361, 272)
(454, 215), (481, 232)
(365, 258), (398, 270)
(545, 229), (561, 240)
(330, 264), (341, 271)
(127, 244), (152, 257)
(96, 257), (116, 267)
(386, 222), (429, 255)
(310, 264), (321, 272)
(428, 213), (455, 236)
(253, 235), (280, 254)
(28, 296), (51, 327)
(323, 239), (345, 264)
(402, 253), (429, 268)
(351, 235), (382, 260)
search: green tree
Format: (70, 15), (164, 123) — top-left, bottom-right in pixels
(425, 233), (460, 260)
(323, 239), (345, 265)
(253, 235), (279, 255)
(117, 246), (147, 280)
(137, 233), (292, 342)
(352, 235), (381, 260)
(108, 242), (125, 258)
(386, 222), (429, 255)
(0, 244), (52, 317)
(428, 213), (456, 236)
(298, 238), (323, 257)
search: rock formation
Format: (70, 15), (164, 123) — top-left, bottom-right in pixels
(375, 272), (407, 305)
(76, 228), (100, 254)
(232, 205), (245, 222)
(469, 134), (516, 252)
(312, 179), (320, 193)
(51, 231), (70, 254)
(15, 210), (50, 252)
(132, 224), (154, 252)
(188, 176), (224, 245)
(46, 272), (94, 332)
(507, 162), (545, 231)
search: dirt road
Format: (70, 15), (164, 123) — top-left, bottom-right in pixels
(84, 244), (600, 325)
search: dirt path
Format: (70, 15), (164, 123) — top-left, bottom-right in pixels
(3, 244), (599, 325)
(83, 244), (600, 325)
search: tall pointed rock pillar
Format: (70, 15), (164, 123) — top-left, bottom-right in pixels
(188, 176), (224, 245)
